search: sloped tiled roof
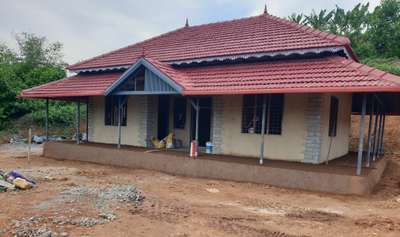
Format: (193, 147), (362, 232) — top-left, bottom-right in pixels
(179, 56), (400, 95)
(68, 13), (351, 71)
(20, 72), (123, 98)
(20, 56), (400, 98)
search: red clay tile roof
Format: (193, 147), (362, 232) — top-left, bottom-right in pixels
(68, 14), (352, 71)
(20, 56), (400, 99)
(19, 72), (123, 98)
(178, 56), (400, 95)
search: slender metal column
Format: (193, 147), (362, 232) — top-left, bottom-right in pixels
(377, 113), (385, 156)
(86, 97), (89, 142)
(356, 94), (367, 176)
(375, 111), (383, 160)
(380, 114), (386, 155)
(259, 95), (267, 165)
(195, 98), (200, 143)
(117, 96), (122, 149)
(76, 101), (80, 145)
(366, 97), (374, 167)
(45, 98), (49, 141)
(371, 105), (379, 161)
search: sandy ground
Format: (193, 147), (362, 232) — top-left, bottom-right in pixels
(0, 144), (400, 237)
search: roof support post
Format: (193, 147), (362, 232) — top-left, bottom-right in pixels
(86, 97), (89, 142)
(356, 93), (367, 176)
(372, 103), (379, 162)
(259, 95), (271, 165)
(375, 110), (383, 160)
(259, 95), (267, 165)
(45, 98), (49, 141)
(379, 114), (386, 156)
(377, 112), (384, 157)
(189, 98), (200, 158)
(76, 101), (80, 145)
(195, 98), (200, 156)
(117, 96), (122, 149)
(366, 95), (374, 168)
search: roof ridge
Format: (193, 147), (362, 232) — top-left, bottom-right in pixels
(265, 14), (350, 46)
(68, 13), (354, 71)
(67, 26), (189, 70)
(67, 14), (292, 70)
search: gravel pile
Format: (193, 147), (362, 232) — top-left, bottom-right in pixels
(37, 184), (143, 211)
(59, 185), (144, 207)
(52, 216), (108, 227)
(11, 216), (68, 237)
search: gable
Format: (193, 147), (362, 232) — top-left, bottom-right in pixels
(105, 58), (182, 96)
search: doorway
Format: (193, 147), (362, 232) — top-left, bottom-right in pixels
(158, 95), (170, 140)
(191, 97), (212, 147)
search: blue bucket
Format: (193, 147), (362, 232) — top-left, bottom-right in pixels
(205, 142), (213, 154)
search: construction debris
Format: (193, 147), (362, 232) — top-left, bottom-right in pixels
(13, 177), (33, 190)
(0, 170), (35, 192)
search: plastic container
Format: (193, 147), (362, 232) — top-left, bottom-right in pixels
(205, 142), (213, 154)
(190, 140), (198, 158)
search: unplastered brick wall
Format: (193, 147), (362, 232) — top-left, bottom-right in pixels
(211, 96), (224, 154)
(137, 96), (157, 147)
(304, 94), (323, 163)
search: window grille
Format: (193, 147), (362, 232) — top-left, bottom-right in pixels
(329, 96), (339, 137)
(241, 94), (284, 135)
(105, 96), (127, 126)
(173, 98), (186, 129)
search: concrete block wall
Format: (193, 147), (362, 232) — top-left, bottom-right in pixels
(211, 96), (224, 154)
(304, 94), (323, 163)
(137, 96), (157, 147)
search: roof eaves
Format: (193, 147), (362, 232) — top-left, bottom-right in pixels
(169, 46), (351, 65)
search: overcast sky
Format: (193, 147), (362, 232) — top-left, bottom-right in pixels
(0, 0), (379, 65)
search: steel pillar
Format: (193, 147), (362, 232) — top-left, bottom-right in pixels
(366, 96), (374, 167)
(45, 98), (49, 141)
(76, 102), (80, 145)
(356, 93), (367, 176)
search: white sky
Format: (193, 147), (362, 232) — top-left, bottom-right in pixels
(0, 0), (380, 64)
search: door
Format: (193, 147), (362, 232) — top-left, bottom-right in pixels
(191, 97), (212, 147)
(158, 95), (170, 140)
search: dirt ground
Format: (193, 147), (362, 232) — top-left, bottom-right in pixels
(0, 143), (400, 237)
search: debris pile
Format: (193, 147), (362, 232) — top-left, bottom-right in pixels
(0, 170), (36, 192)
(11, 216), (69, 237)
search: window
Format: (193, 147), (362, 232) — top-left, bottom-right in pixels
(173, 98), (186, 129)
(241, 94), (284, 135)
(329, 96), (339, 137)
(120, 75), (144, 91)
(105, 96), (127, 126)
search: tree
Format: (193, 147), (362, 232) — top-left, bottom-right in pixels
(0, 33), (68, 130)
(288, 13), (306, 24)
(368, 0), (400, 57)
(305, 9), (334, 31)
(16, 32), (64, 69)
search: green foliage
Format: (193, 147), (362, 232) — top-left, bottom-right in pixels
(361, 57), (400, 75)
(288, 13), (306, 24)
(0, 33), (70, 132)
(287, 0), (400, 60)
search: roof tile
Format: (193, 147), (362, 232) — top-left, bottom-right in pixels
(68, 14), (350, 71)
